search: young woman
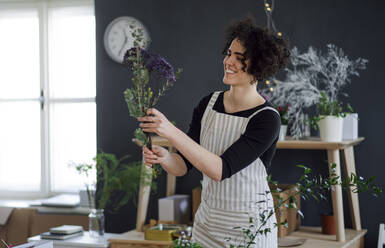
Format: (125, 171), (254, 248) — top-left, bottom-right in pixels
(138, 18), (290, 247)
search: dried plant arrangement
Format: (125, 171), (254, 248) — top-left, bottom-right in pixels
(263, 44), (368, 138)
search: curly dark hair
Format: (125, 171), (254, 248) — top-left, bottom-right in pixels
(223, 17), (290, 83)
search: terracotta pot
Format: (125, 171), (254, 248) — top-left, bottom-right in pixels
(321, 214), (336, 235)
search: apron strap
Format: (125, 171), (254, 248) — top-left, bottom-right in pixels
(207, 91), (221, 110)
(241, 106), (280, 134)
(200, 91), (221, 144)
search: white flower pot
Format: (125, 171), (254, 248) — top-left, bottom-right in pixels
(318, 116), (344, 142)
(279, 125), (287, 141)
(342, 113), (358, 140)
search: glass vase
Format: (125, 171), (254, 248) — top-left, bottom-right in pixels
(88, 208), (105, 237)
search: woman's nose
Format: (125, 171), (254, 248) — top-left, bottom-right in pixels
(224, 56), (234, 66)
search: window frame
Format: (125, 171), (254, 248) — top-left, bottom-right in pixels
(0, 0), (95, 199)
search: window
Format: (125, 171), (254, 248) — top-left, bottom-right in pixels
(0, 0), (96, 197)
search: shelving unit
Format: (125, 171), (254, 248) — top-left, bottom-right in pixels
(125, 136), (365, 247)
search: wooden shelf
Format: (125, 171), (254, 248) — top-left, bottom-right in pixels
(280, 226), (367, 248)
(276, 137), (365, 150)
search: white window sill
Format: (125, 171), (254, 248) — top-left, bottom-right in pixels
(0, 199), (89, 215)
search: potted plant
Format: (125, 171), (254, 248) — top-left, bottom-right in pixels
(275, 104), (289, 140)
(264, 44), (368, 138)
(310, 91), (353, 142)
(70, 152), (154, 237)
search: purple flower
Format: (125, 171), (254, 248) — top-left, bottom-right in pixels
(147, 54), (176, 82)
(123, 47), (177, 82)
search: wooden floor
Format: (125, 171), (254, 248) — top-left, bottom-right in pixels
(279, 226), (367, 248)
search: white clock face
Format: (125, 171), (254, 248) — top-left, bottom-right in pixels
(103, 16), (150, 63)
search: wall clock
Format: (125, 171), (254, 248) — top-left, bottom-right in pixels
(103, 16), (150, 63)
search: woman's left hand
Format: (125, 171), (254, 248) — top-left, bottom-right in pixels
(137, 108), (177, 139)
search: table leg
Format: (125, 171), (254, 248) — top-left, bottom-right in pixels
(327, 149), (346, 242)
(136, 161), (153, 232)
(166, 147), (176, 197)
(342, 146), (362, 230)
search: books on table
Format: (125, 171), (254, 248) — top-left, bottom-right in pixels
(40, 225), (83, 240)
(40, 231), (83, 240)
(49, 225), (83, 234)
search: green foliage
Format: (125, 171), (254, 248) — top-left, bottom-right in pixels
(172, 236), (203, 248)
(230, 163), (383, 248)
(70, 152), (155, 212)
(309, 91), (354, 129)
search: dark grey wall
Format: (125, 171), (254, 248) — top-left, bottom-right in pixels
(95, 0), (385, 246)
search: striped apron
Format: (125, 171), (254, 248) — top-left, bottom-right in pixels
(192, 91), (278, 248)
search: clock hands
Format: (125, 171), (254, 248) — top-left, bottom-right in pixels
(119, 27), (130, 57)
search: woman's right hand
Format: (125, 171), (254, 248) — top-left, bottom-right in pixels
(142, 145), (169, 167)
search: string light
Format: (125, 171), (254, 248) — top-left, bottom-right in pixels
(264, 0), (282, 93)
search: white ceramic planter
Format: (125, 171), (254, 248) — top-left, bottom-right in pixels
(279, 125), (287, 141)
(318, 116), (344, 142)
(343, 113), (358, 140)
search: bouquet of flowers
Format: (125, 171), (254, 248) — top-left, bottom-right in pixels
(123, 26), (182, 176)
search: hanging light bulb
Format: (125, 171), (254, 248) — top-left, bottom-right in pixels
(277, 32), (282, 37)
(266, 80), (270, 85)
(270, 87), (274, 92)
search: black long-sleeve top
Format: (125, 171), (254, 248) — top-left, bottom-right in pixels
(177, 91), (281, 181)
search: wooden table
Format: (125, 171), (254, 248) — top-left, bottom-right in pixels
(135, 136), (365, 243)
(28, 232), (118, 248)
(277, 137), (364, 242)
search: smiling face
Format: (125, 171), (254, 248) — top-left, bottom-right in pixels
(223, 39), (255, 86)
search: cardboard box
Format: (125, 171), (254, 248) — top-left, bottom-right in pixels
(158, 195), (190, 224)
(269, 184), (301, 237)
